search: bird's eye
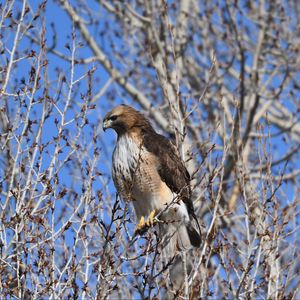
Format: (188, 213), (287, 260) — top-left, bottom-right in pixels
(110, 115), (118, 121)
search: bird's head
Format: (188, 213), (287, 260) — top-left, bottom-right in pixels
(103, 104), (153, 135)
(103, 105), (124, 132)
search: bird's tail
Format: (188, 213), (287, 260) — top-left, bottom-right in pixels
(158, 210), (201, 296)
(159, 223), (200, 296)
(187, 211), (202, 247)
(186, 222), (201, 248)
(159, 220), (201, 253)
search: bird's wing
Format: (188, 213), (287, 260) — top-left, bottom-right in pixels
(143, 131), (195, 215)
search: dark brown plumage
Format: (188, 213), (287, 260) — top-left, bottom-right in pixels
(142, 130), (201, 247)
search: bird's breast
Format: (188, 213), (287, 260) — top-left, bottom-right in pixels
(112, 135), (141, 183)
(112, 134), (172, 217)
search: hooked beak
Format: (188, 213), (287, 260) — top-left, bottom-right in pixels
(102, 118), (111, 132)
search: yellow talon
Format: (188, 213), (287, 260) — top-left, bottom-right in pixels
(146, 209), (156, 227)
(136, 216), (145, 232)
(134, 210), (157, 235)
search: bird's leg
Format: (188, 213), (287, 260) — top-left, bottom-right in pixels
(146, 209), (156, 227)
(135, 216), (145, 233)
(135, 210), (157, 235)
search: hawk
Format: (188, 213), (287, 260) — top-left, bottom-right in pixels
(103, 104), (201, 249)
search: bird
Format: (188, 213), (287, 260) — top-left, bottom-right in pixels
(103, 104), (201, 249)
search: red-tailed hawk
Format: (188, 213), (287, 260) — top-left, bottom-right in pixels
(103, 105), (201, 249)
